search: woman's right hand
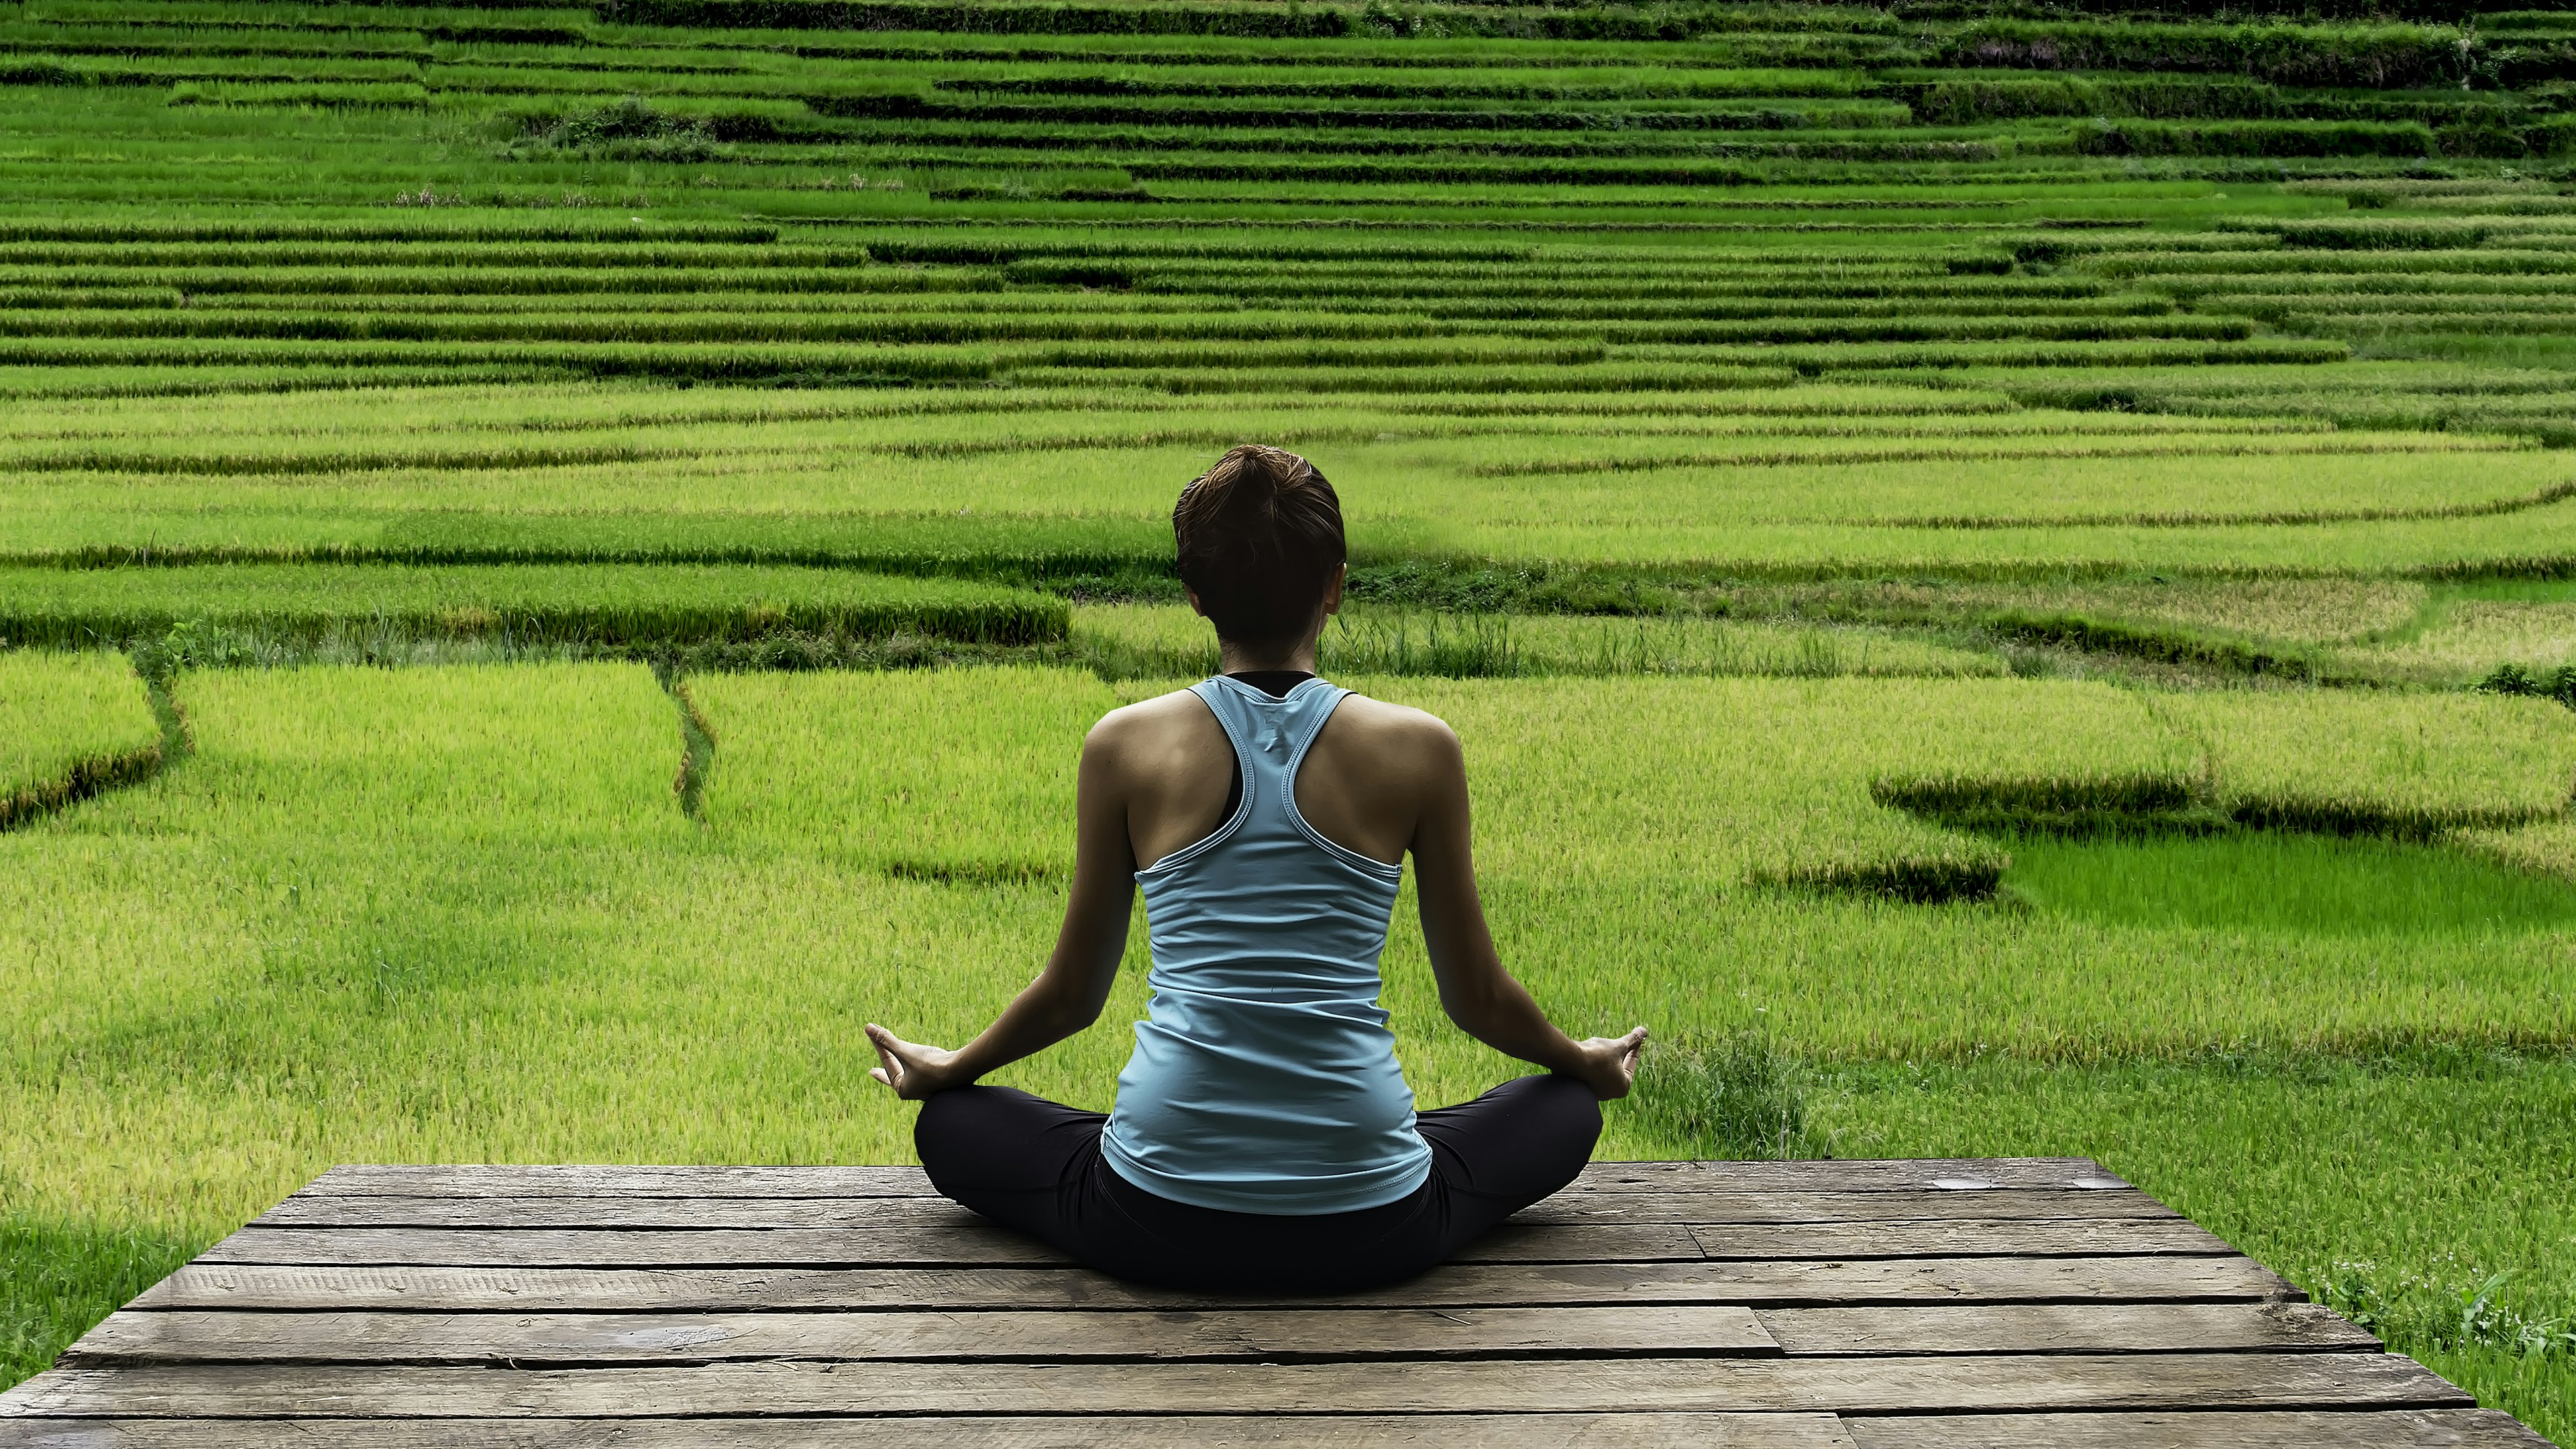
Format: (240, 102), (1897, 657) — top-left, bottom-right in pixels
(867, 1024), (963, 1100)
(1568, 1026), (1650, 1100)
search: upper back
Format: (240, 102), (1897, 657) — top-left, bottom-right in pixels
(1099, 680), (1454, 873)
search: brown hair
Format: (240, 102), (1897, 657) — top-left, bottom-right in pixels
(1172, 444), (1346, 645)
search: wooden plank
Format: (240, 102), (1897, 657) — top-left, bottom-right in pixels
(129, 1254), (2300, 1313)
(1689, 1218), (2233, 1261)
(290, 1159), (2118, 1201)
(202, 1225), (1065, 1268)
(250, 1195), (987, 1230)
(1523, 1189), (2179, 1226)
(299, 1162), (1725, 1200)
(252, 1187), (2180, 1232)
(197, 1222), (1705, 1269)
(1759, 1303), (2379, 1356)
(300, 1165), (940, 1199)
(0, 1352), (2469, 1418)
(60, 1305), (1778, 1368)
(0, 1412), (1865, 1448)
(197, 1220), (2208, 1270)
(1847, 1408), (2551, 1448)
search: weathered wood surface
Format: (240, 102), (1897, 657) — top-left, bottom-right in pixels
(129, 1254), (2300, 1313)
(58, 1301), (2365, 1369)
(0, 1413), (1864, 1448)
(1848, 1409), (2555, 1448)
(58, 1305), (1778, 1367)
(1, 1158), (2531, 1449)
(0, 1352), (2471, 1417)
(294, 1157), (2123, 1199)
(198, 1217), (2222, 1269)
(1756, 1301), (2378, 1356)
(253, 1186), (2182, 1229)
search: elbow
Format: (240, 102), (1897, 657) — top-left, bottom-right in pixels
(1438, 977), (1502, 1032)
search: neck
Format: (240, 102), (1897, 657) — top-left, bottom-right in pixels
(1218, 635), (1320, 676)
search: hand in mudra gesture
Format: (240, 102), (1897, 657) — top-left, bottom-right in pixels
(1570, 1026), (1649, 1101)
(867, 1024), (961, 1100)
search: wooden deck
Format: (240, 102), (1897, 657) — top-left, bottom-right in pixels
(0, 1157), (2548, 1447)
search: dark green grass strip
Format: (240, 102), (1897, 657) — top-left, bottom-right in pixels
(0, 564), (1071, 648)
(2001, 830), (2576, 936)
(1470, 437), (2520, 491)
(2, 515), (1177, 583)
(1868, 478), (2576, 531)
(1754, 853), (2007, 903)
(0, 1215), (201, 1389)
(1878, 770), (2563, 842)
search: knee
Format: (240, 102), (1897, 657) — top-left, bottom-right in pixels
(1479, 1074), (1601, 1184)
(912, 1085), (999, 1189)
(1530, 1075), (1605, 1167)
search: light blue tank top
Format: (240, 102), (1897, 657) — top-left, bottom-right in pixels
(1102, 676), (1432, 1216)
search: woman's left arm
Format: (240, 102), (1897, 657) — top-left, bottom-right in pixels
(867, 720), (1142, 1099)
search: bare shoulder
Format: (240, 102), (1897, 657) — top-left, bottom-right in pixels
(1330, 693), (1462, 765)
(1085, 688), (1222, 765)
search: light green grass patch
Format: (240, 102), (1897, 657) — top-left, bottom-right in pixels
(2451, 818), (2576, 887)
(0, 649), (158, 826)
(2341, 600), (2576, 683)
(2155, 689), (2576, 833)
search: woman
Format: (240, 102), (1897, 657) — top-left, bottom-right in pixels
(866, 443), (1648, 1294)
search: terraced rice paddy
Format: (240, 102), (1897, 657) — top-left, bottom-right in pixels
(5, 0), (2576, 1437)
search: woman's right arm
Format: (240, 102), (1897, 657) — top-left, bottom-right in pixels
(867, 718), (1142, 1099)
(1407, 719), (1648, 1099)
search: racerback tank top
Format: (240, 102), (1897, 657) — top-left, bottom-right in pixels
(1101, 676), (1433, 1215)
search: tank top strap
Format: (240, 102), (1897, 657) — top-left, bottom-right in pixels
(1189, 675), (1350, 837)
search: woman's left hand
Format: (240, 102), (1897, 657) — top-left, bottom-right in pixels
(867, 1024), (962, 1099)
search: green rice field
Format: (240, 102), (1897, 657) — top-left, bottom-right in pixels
(5, 0), (2576, 1436)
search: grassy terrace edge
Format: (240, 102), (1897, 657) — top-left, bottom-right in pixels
(0, 564), (1071, 649)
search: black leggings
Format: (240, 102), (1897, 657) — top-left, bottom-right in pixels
(916, 1075), (1602, 1295)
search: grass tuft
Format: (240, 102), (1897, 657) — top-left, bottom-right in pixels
(1629, 1030), (1815, 1162)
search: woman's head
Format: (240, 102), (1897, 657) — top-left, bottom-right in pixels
(1173, 445), (1346, 646)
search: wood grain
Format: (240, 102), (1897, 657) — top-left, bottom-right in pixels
(0, 1352), (2467, 1419)
(195, 1220), (2214, 1271)
(250, 1195), (987, 1230)
(254, 1187), (2179, 1231)
(292, 1159), (2117, 1201)
(0, 1413), (1863, 1448)
(61, 1305), (1777, 1367)
(1757, 1302), (2378, 1356)
(1846, 1408), (2551, 1448)
(199, 1222), (1706, 1269)
(1520, 1189), (2178, 1226)
(11, 1157), (2520, 1448)
(301, 1165), (941, 1199)
(1688, 1220), (2230, 1260)
(130, 1254), (2298, 1314)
